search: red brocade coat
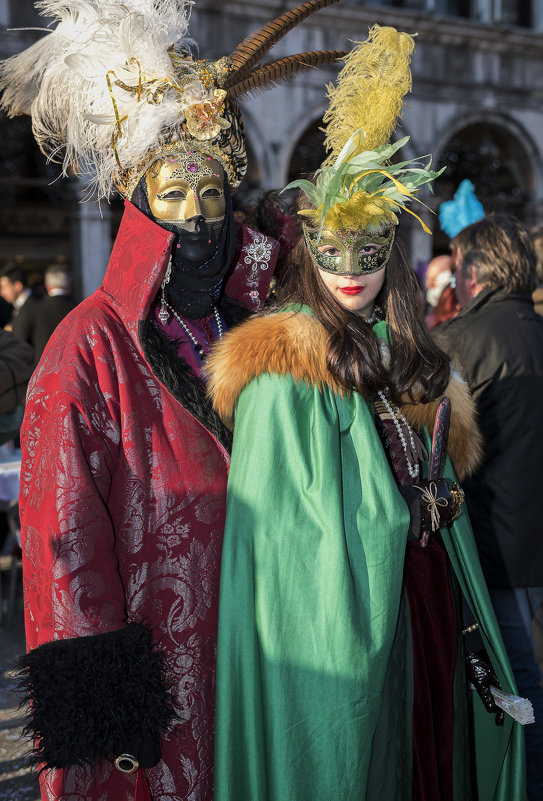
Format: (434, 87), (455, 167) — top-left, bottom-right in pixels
(19, 200), (278, 801)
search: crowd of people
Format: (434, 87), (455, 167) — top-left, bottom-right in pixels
(0, 1), (542, 801)
(0, 263), (75, 362)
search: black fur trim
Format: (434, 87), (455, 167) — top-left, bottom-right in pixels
(139, 317), (233, 451)
(16, 623), (173, 771)
(219, 295), (251, 328)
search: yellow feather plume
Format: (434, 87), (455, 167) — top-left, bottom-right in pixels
(299, 192), (399, 233)
(323, 25), (415, 163)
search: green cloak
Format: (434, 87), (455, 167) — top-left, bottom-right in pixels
(212, 315), (526, 801)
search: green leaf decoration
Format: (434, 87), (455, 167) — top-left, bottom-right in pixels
(284, 126), (445, 235)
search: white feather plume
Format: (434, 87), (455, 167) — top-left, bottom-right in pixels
(0, 0), (196, 199)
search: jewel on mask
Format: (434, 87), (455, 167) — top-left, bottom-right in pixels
(187, 162), (199, 172)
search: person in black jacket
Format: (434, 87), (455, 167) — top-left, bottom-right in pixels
(0, 264), (42, 348)
(0, 328), (34, 443)
(32, 265), (76, 363)
(435, 214), (543, 801)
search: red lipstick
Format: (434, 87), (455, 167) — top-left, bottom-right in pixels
(340, 286), (363, 295)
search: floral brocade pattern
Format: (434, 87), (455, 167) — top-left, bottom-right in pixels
(19, 201), (278, 801)
(224, 226), (280, 309)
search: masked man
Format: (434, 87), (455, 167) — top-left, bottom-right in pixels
(0, 1), (344, 799)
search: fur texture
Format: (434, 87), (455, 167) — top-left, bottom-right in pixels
(206, 310), (482, 479)
(16, 623), (173, 771)
(139, 317), (233, 453)
(139, 295), (248, 452)
(400, 369), (482, 481)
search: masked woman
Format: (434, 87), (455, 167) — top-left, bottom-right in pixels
(207, 27), (526, 801)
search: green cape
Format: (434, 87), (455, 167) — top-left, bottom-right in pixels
(214, 319), (525, 801)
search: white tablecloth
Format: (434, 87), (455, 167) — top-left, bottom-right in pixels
(0, 443), (22, 504)
(0, 460), (21, 503)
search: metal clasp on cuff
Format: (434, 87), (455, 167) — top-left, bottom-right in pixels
(114, 754), (140, 773)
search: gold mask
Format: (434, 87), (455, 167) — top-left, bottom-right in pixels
(145, 152), (226, 225)
(304, 226), (395, 275)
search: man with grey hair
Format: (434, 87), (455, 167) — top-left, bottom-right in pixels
(435, 213), (543, 801)
(32, 264), (76, 362)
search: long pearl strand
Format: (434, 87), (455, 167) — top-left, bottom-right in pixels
(160, 300), (223, 357)
(377, 390), (420, 479)
(363, 305), (383, 326)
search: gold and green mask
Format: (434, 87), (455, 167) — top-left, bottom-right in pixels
(303, 226), (395, 275)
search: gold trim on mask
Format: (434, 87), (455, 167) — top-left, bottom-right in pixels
(146, 153), (226, 224)
(121, 141), (237, 201)
(304, 226), (395, 275)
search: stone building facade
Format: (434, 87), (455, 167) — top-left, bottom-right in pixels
(1, 0), (542, 292)
(192, 0), (543, 264)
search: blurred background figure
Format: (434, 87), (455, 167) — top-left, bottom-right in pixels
(32, 264), (75, 362)
(425, 254), (454, 309)
(0, 327), (33, 444)
(0, 296), (12, 329)
(425, 179), (486, 331)
(532, 224), (543, 315)
(0, 263), (41, 347)
(424, 253), (460, 329)
(434, 214), (543, 801)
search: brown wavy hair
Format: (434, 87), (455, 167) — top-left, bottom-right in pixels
(453, 214), (536, 294)
(279, 235), (451, 405)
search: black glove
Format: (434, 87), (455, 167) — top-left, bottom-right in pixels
(465, 649), (504, 726)
(400, 478), (464, 543)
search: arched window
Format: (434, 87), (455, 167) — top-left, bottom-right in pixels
(0, 113), (74, 276)
(434, 120), (535, 248)
(287, 119), (326, 183)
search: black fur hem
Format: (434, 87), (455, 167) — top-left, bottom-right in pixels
(139, 315), (233, 452)
(17, 623), (173, 771)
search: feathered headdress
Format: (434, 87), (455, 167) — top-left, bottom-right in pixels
(0, 0), (345, 200)
(439, 179), (485, 239)
(286, 25), (443, 236)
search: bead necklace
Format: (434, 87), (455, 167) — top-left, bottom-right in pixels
(377, 390), (420, 479)
(160, 300), (223, 357)
(363, 305), (383, 326)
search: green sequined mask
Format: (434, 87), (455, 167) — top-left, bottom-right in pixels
(304, 226), (395, 275)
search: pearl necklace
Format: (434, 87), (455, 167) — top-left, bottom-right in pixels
(160, 300), (223, 357)
(363, 305), (383, 326)
(377, 390), (420, 479)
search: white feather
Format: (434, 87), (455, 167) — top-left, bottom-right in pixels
(0, 0), (196, 199)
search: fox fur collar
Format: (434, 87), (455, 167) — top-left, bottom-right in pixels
(206, 310), (482, 480)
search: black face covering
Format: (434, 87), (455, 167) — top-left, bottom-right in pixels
(132, 174), (235, 319)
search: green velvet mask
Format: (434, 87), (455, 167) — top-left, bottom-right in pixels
(304, 226), (395, 275)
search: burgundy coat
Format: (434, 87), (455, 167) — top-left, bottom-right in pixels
(19, 200), (278, 801)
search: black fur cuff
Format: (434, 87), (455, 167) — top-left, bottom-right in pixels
(17, 623), (173, 770)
